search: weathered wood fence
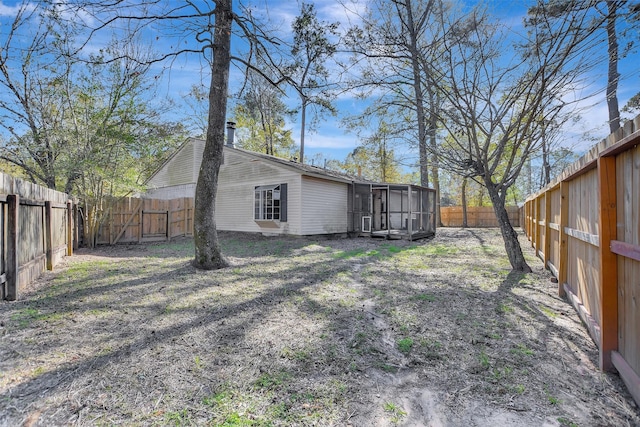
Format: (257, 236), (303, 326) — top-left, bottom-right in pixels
(440, 206), (520, 227)
(0, 173), (75, 301)
(523, 116), (640, 407)
(95, 197), (194, 245)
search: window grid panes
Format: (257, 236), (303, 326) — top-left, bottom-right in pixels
(254, 185), (280, 220)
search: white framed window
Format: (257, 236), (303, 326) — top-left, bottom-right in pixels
(254, 184), (287, 221)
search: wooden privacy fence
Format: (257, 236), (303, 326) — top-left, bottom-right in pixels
(440, 206), (520, 227)
(0, 173), (75, 301)
(95, 197), (194, 245)
(523, 115), (640, 407)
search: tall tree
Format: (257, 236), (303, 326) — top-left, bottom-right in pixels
(0, 2), (178, 201)
(285, 2), (339, 164)
(76, 0), (289, 269)
(181, 84), (209, 139)
(0, 3), (74, 189)
(527, 0), (640, 134)
(340, 122), (402, 182)
(233, 69), (295, 157)
(344, 0), (445, 221)
(433, 4), (594, 272)
(192, 0), (233, 269)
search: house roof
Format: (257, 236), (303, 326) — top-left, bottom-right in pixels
(146, 137), (433, 190)
(146, 137), (373, 186)
(225, 145), (370, 184)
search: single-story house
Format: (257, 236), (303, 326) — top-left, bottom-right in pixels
(144, 137), (436, 240)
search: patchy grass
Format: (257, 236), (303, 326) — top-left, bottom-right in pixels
(396, 337), (414, 354)
(0, 229), (638, 426)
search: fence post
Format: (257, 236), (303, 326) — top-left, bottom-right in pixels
(45, 201), (53, 270)
(544, 192), (551, 268)
(533, 195), (546, 254)
(108, 205), (114, 245)
(529, 200), (534, 242)
(6, 194), (19, 301)
(165, 210), (170, 241)
(67, 200), (73, 256)
(183, 198), (188, 237)
(138, 206), (143, 243)
(524, 202), (528, 236)
(73, 203), (79, 250)
(558, 182), (568, 298)
(597, 155), (618, 371)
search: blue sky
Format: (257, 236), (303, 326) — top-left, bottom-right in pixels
(161, 0), (639, 162)
(1, 0), (638, 167)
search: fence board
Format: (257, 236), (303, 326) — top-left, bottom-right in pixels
(616, 144), (640, 376)
(0, 200), (4, 298)
(440, 206), (519, 227)
(0, 173), (72, 300)
(5, 195), (18, 300)
(598, 155), (618, 370)
(95, 197), (194, 245)
(0, 173), (73, 300)
(522, 114), (640, 406)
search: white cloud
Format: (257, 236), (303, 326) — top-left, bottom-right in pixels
(316, 0), (367, 29)
(304, 132), (358, 149)
(0, 1), (31, 17)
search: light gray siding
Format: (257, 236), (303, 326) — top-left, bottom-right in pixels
(145, 142), (353, 236)
(300, 176), (348, 235)
(215, 150), (303, 235)
(145, 184), (196, 200)
(147, 139), (203, 188)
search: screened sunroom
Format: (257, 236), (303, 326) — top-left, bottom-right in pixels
(348, 183), (436, 240)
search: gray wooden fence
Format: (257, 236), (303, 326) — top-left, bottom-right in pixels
(0, 173), (75, 301)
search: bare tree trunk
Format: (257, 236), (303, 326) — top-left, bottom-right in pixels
(486, 182), (531, 272)
(299, 98), (306, 163)
(401, 0), (431, 187)
(541, 125), (551, 187)
(461, 177), (468, 228)
(606, 0), (620, 134)
(478, 186), (485, 207)
(193, 0), (231, 270)
(428, 89), (442, 226)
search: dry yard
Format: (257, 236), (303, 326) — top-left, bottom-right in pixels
(0, 228), (639, 427)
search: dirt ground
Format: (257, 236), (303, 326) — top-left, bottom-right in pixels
(1, 228), (639, 427)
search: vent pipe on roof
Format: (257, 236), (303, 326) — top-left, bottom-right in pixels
(226, 121), (236, 147)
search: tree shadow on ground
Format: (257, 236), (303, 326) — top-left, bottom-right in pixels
(1, 229), (638, 426)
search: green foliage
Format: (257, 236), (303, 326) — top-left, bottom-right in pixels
(232, 70), (296, 157)
(557, 417), (578, 427)
(412, 293), (436, 302)
(383, 402), (407, 424)
(0, 4), (186, 249)
(540, 305), (558, 318)
(396, 338), (414, 354)
(338, 122), (403, 182)
(0, 5), (184, 196)
(165, 409), (190, 426)
(10, 308), (41, 328)
(332, 248), (379, 259)
(254, 372), (289, 389)
(478, 351), (490, 369)
(496, 303), (513, 314)
(203, 391), (231, 407)
(543, 384), (560, 405)
(286, 2), (340, 163)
